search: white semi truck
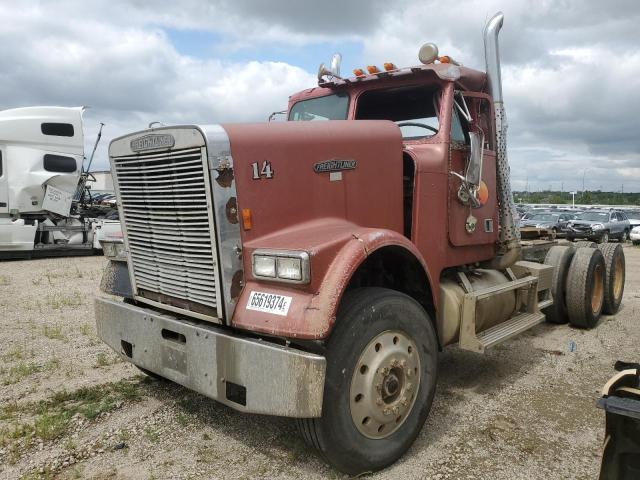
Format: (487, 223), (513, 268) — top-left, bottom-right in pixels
(0, 106), (120, 258)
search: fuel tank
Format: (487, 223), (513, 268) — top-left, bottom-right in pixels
(437, 269), (517, 346)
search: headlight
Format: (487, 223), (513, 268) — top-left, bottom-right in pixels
(592, 223), (605, 230)
(252, 250), (310, 284)
(100, 239), (127, 262)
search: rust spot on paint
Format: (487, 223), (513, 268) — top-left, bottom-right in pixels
(225, 197), (239, 224)
(230, 270), (244, 300)
(216, 168), (234, 188)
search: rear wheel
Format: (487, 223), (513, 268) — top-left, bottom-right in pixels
(620, 230), (629, 243)
(597, 243), (625, 314)
(599, 231), (609, 244)
(296, 288), (438, 475)
(574, 241), (597, 248)
(566, 247), (606, 328)
(542, 245), (575, 324)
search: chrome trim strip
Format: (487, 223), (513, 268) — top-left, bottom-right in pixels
(197, 125), (244, 321)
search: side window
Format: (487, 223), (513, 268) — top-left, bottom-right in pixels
(43, 154), (77, 173)
(455, 95), (495, 150)
(450, 107), (468, 144)
(41, 123), (74, 137)
(617, 212), (626, 221)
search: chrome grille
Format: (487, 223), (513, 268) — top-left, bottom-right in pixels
(112, 146), (219, 314)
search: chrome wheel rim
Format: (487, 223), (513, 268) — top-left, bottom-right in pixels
(349, 330), (420, 439)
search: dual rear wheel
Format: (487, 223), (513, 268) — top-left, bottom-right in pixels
(543, 242), (625, 328)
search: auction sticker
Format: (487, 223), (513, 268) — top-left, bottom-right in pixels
(246, 291), (292, 316)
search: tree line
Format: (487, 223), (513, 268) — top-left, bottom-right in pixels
(513, 191), (640, 206)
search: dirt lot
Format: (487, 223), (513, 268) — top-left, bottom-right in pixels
(0, 246), (638, 479)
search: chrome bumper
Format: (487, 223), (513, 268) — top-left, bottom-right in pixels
(95, 297), (326, 417)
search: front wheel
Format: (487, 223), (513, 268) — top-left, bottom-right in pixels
(620, 230), (629, 243)
(297, 288), (438, 475)
(599, 231), (609, 244)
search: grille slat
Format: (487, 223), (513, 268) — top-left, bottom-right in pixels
(113, 143), (219, 316)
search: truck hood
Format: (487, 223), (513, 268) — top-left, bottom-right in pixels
(222, 121), (404, 244)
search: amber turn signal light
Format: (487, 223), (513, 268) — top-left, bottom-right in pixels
(242, 208), (252, 230)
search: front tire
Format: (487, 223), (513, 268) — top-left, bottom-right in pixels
(599, 231), (609, 244)
(297, 288), (438, 475)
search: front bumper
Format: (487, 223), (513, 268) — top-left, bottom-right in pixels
(567, 227), (604, 240)
(630, 231), (640, 242)
(95, 297), (326, 417)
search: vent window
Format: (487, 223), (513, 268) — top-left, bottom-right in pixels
(43, 154), (77, 173)
(41, 123), (74, 137)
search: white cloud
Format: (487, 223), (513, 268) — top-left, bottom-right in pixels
(0, 0), (638, 190)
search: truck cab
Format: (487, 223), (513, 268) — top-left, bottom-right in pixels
(96, 12), (624, 475)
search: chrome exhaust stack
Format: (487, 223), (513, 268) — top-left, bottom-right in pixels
(483, 12), (521, 269)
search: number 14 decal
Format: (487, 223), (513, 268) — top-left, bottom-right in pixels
(251, 161), (274, 180)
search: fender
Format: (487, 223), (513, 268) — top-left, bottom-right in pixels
(231, 218), (436, 340)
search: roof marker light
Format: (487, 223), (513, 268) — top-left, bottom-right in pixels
(366, 65), (380, 74)
(383, 62), (396, 71)
(353, 68), (365, 77)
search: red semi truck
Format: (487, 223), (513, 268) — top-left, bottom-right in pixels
(96, 12), (626, 474)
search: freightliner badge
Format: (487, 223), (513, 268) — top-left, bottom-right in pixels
(130, 134), (175, 152)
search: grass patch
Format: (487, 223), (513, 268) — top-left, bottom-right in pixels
(94, 352), (121, 368)
(46, 291), (82, 310)
(1, 345), (29, 362)
(42, 324), (67, 341)
(2, 362), (40, 385)
(0, 379), (145, 449)
(143, 425), (160, 443)
(0, 274), (10, 286)
(79, 323), (92, 336)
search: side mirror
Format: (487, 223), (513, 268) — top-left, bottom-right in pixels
(466, 131), (484, 186)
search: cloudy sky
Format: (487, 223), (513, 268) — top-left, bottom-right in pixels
(2, 0), (639, 192)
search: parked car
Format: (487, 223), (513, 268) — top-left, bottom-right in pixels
(566, 210), (631, 243)
(519, 211), (575, 238)
(631, 225), (640, 245)
(623, 209), (640, 229)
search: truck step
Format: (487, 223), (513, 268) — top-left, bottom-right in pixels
(476, 311), (546, 350)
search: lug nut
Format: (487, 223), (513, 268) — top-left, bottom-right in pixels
(376, 398), (383, 406)
(383, 408), (391, 416)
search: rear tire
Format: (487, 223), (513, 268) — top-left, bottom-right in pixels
(598, 231), (609, 244)
(597, 243), (625, 315)
(542, 245), (575, 324)
(296, 287), (438, 475)
(566, 248), (606, 328)
(620, 230), (629, 243)
(574, 241), (597, 248)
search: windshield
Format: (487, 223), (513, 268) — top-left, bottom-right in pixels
(529, 213), (558, 222)
(576, 212), (609, 221)
(355, 85), (440, 139)
(288, 93), (349, 121)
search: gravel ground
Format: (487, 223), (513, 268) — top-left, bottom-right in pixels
(0, 246), (638, 479)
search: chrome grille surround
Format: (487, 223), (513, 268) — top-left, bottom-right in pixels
(110, 128), (223, 322)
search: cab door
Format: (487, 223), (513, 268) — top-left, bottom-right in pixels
(447, 92), (498, 247)
(0, 146), (8, 214)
